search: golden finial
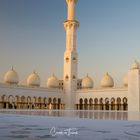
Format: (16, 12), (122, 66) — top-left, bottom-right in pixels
(66, 0), (77, 4)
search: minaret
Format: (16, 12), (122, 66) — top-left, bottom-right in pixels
(63, 0), (79, 109)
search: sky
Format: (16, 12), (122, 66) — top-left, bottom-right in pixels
(0, 0), (140, 87)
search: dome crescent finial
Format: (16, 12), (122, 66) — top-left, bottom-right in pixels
(11, 66), (14, 70)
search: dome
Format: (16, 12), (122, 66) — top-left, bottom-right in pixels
(47, 74), (59, 88)
(123, 74), (128, 87)
(4, 67), (19, 84)
(27, 71), (40, 87)
(131, 60), (139, 69)
(101, 72), (114, 88)
(81, 75), (93, 89)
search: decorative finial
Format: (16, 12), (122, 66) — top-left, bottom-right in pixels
(33, 70), (36, 74)
(11, 66), (14, 70)
(66, 0), (77, 4)
(11, 66), (16, 72)
(106, 72), (109, 75)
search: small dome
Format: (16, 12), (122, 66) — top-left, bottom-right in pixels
(123, 74), (128, 87)
(101, 72), (114, 88)
(81, 75), (93, 89)
(47, 74), (59, 88)
(4, 67), (19, 84)
(131, 60), (139, 69)
(27, 71), (40, 87)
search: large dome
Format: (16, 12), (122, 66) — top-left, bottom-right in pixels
(131, 60), (139, 69)
(101, 72), (114, 88)
(81, 75), (93, 89)
(123, 74), (128, 87)
(47, 74), (59, 88)
(27, 71), (40, 87)
(4, 67), (19, 84)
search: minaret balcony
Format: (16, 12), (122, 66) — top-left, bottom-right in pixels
(64, 20), (79, 30)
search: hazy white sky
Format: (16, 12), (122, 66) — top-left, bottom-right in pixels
(0, 0), (140, 87)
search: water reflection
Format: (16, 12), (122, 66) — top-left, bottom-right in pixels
(0, 109), (140, 121)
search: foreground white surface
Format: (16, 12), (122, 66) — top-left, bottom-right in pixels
(0, 113), (140, 140)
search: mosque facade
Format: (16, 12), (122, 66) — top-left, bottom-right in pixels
(0, 0), (140, 112)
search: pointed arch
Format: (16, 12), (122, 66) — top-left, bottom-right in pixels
(32, 96), (37, 109)
(8, 95), (14, 109)
(58, 98), (61, 110)
(48, 98), (52, 110)
(2, 95), (7, 102)
(94, 98), (98, 110)
(38, 97), (42, 109)
(15, 95), (20, 109)
(123, 97), (128, 111)
(84, 98), (88, 110)
(116, 97), (121, 110)
(110, 97), (115, 110)
(1, 95), (7, 109)
(20, 96), (26, 109)
(27, 96), (31, 103)
(89, 98), (93, 110)
(27, 96), (31, 109)
(53, 98), (57, 110)
(43, 97), (47, 109)
(99, 98), (104, 110)
(105, 98), (109, 110)
(79, 98), (83, 110)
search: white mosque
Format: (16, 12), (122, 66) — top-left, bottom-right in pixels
(0, 0), (140, 112)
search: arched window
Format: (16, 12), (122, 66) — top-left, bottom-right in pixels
(65, 57), (69, 62)
(65, 75), (69, 80)
(73, 57), (77, 63)
(73, 75), (76, 79)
